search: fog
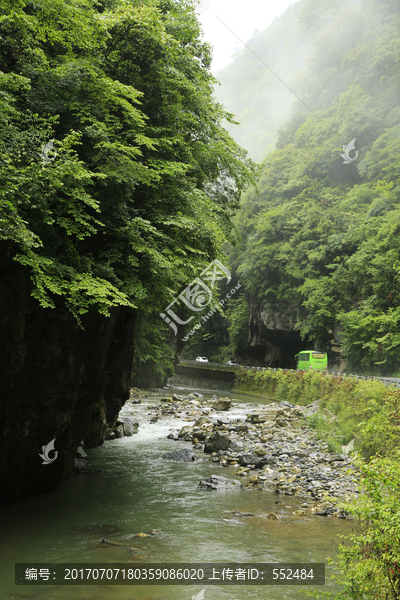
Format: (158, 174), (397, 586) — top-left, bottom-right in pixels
(197, 0), (301, 73)
(206, 0), (367, 162)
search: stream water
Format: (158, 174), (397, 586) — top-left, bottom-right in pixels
(0, 385), (354, 600)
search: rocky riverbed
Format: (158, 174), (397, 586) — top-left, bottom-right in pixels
(113, 388), (361, 520)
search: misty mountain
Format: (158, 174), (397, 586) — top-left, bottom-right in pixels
(187, 0), (400, 373)
(213, 0), (362, 162)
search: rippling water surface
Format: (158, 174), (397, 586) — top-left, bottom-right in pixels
(0, 385), (353, 599)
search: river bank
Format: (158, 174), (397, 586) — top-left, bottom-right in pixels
(119, 386), (360, 520)
(0, 384), (355, 600)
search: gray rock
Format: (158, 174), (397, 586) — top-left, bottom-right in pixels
(230, 440), (244, 451)
(76, 446), (87, 458)
(105, 427), (116, 441)
(212, 399), (232, 411)
(250, 414), (266, 424)
(279, 401), (294, 408)
(254, 455), (273, 469)
(113, 424), (125, 438)
(198, 475), (242, 490)
(234, 424), (249, 433)
(204, 431), (231, 454)
(123, 422), (138, 436)
(238, 453), (257, 466)
(74, 457), (87, 472)
(162, 448), (197, 461)
(118, 417), (139, 436)
(193, 417), (211, 427)
(277, 454), (289, 462)
(178, 425), (193, 438)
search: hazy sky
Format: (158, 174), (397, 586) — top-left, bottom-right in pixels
(196, 0), (301, 73)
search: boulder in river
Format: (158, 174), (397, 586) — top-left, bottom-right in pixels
(204, 431), (231, 453)
(198, 475), (242, 490)
(212, 398), (232, 411)
(123, 421), (138, 436)
(118, 417), (139, 436)
(267, 512), (281, 521)
(162, 448), (197, 461)
(113, 424), (125, 438)
(194, 416), (211, 427)
(178, 425), (193, 438)
(250, 414), (266, 424)
(75, 445), (88, 472)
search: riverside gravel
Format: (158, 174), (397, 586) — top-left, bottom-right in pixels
(126, 388), (360, 519)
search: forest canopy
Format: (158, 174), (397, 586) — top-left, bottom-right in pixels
(211, 0), (400, 372)
(0, 0), (255, 329)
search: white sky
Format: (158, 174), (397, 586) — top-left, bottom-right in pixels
(196, 0), (301, 73)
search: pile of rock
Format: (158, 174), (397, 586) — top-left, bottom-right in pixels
(157, 396), (359, 517)
(105, 417), (139, 440)
(121, 389), (359, 518)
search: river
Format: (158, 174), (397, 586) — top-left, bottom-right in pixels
(0, 384), (353, 600)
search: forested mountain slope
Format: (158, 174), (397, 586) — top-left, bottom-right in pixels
(213, 0), (362, 162)
(226, 0), (400, 373)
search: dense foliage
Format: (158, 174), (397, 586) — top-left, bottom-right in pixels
(216, 0), (400, 373)
(235, 368), (400, 456)
(0, 0), (255, 338)
(236, 367), (400, 598)
(328, 451), (400, 600)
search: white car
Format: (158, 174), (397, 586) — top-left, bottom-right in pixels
(196, 356), (208, 363)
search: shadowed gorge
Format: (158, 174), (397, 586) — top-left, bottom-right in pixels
(0, 0), (254, 500)
(0, 257), (136, 501)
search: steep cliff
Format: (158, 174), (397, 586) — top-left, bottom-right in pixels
(0, 258), (136, 502)
(242, 301), (343, 369)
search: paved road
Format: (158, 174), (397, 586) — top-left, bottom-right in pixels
(180, 361), (400, 387)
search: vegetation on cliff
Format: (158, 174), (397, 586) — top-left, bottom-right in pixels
(0, 0), (255, 327)
(0, 0), (258, 497)
(208, 0), (400, 374)
(236, 367), (400, 599)
(235, 368), (400, 457)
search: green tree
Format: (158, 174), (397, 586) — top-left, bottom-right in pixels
(0, 0), (255, 378)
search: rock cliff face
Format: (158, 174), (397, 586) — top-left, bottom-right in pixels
(0, 258), (136, 502)
(240, 301), (342, 369)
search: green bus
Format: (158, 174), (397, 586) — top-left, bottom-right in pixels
(295, 351), (328, 372)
